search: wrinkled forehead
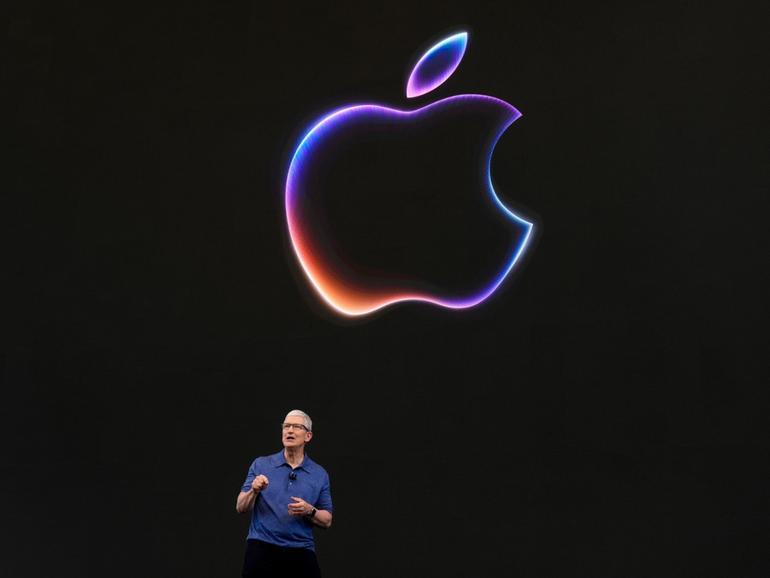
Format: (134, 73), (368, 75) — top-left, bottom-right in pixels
(284, 414), (306, 424)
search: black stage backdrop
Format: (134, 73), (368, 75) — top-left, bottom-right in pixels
(4, 1), (768, 577)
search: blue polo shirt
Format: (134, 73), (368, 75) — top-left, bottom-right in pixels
(241, 449), (333, 550)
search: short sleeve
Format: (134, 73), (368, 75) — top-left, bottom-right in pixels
(240, 458), (260, 493)
(315, 473), (333, 513)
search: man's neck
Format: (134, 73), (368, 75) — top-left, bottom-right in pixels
(284, 447), (305, 468)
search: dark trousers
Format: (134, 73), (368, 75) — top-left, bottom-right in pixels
(242, 539), (322, 578)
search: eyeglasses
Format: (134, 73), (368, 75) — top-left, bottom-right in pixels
(282, 423), (309, 432)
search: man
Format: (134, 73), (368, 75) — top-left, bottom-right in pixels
(236, 409), (333, 578)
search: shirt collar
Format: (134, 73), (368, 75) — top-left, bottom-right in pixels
(270, 449), (315, 473)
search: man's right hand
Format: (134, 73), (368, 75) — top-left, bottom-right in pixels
(251, 474), (269, 493)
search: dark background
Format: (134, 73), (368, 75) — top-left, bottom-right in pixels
(4, 1), (768, 577)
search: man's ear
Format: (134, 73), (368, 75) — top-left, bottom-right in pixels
(305, 430), (313, 442)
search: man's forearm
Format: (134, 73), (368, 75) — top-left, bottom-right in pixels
(309, 509), (332, 529)
(236, 490), (258, 513)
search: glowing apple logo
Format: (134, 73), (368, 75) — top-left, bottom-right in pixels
(285, 31), (534, 317)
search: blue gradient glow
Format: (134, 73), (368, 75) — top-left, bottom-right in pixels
(406, 32), (468, 98)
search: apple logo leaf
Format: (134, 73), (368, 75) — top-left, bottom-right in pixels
(406, 31), (468, 98)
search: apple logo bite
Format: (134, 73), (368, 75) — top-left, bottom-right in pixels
(285, 31), (534, 317)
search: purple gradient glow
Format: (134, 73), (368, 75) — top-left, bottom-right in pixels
(406, 32), (468, 98)
(285, 95), (534, 317)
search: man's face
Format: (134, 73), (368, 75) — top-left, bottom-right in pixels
(282, 415), (312, 449)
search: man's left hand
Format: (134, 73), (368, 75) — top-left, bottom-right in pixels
(288, 496), (312, 517)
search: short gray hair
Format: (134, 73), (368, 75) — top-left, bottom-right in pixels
(285, 409), (312, 432)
